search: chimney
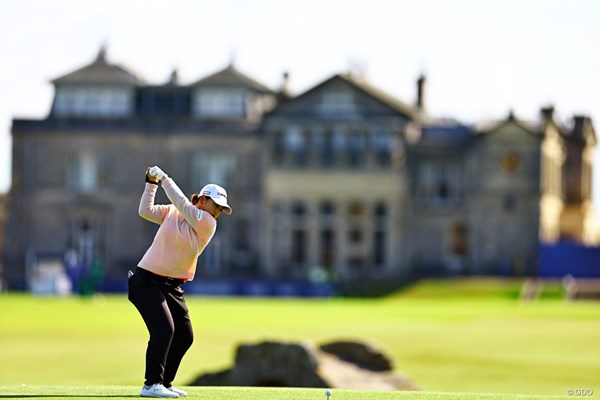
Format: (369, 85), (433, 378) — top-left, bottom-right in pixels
(278, 71), (291, 100)
(573, 115), (587, 131)
(416, 74), (426, 111)
(95, 43), (108, 64)
(572, 115), (590, 141)
(168, 68), (179, 85)
(540, 105), (555, 122)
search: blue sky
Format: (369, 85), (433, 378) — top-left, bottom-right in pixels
(1, 0), (599, 207)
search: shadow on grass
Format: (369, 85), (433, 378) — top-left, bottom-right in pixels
(0, 396), (139, 398)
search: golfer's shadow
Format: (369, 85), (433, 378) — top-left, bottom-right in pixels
(0, 396), (139, 398)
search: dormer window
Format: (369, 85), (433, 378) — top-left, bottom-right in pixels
(53, 86), (133, 118)
(193, 88), (245, 118)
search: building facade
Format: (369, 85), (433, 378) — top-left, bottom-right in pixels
(3, 48), (597, 290)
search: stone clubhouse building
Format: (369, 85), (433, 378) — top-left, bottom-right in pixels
(2, 47), (597, 292)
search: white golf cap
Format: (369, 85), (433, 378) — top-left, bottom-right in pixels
(200, 183), (232, 215)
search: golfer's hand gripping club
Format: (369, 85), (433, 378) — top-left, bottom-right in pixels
(148, 166), (167, 181)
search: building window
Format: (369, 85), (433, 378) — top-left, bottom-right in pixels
(292, 229), (306, 265)
(192, 152), (235, 189)
(348, 201), (366, 220)
(348, 229), (363, 244)
(349, 133), (365, 168)
(291, 201), (307, 224)
(54, 87), (132, 117)
(418, 163), (462, 209)
(346, 201), (367, 276)
(374, 202), (387, 227)
(374, 231), (386, 266)
(319, 201), (335, 226)
(137, 88), (189, 116)
(322, 131), (335, 168)
(451, 223), (468, 255)
(97, 153), (112, 186)
(373, 202), (388, 267)
(372, 130), (392, 167)
(66, 152), (97, 193)
(193, 88), (245, 118)
(318, 201), (336, 273)
(332, 127), (347, 163)
(284, 126), (307, 167)
(272, 132), (285, 166)
(502, 193), (516, 212)
(320, 229), (335, 272)
(290, 201), (307, 265)
(311, 127), (325, 166)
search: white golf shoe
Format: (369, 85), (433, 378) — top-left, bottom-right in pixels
(166, 386), (187, 397)
(140, 383), (179, 398)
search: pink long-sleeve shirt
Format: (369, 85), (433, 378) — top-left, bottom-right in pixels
(137, 177), (217, 281)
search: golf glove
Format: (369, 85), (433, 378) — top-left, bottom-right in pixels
(149, 166), (168, 180)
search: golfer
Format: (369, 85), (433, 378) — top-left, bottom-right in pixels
(128, 165), (231, 398)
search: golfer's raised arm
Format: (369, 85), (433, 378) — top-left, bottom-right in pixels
(161, 177), (203, 226)
(139, 178), (167, 224)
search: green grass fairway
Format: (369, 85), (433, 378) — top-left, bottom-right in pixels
(0, 385), (580, 400)
(0, 279), (598, 398)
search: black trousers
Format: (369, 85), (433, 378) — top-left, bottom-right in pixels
(128, 267), (194, 387)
